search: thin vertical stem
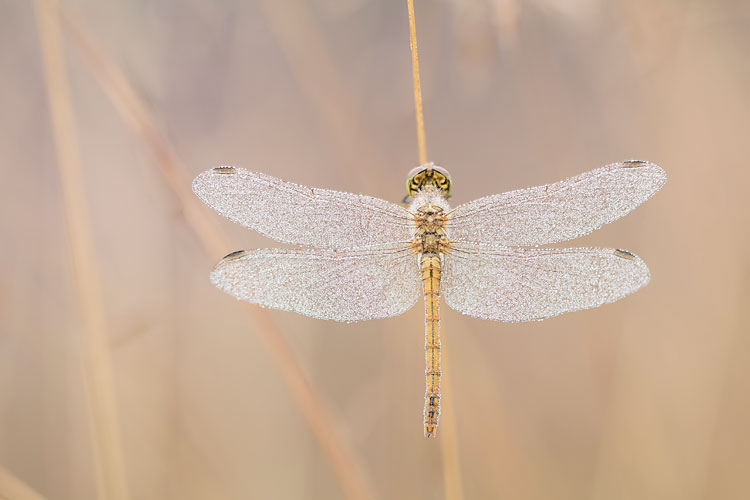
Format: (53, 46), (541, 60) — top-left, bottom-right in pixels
(33, 1), (130, 499)
(407, 0), (428, 165)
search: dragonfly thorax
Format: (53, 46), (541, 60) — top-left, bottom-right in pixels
(415, 206), (445, 231)
(411, 186), (450, 235)
(411, 191), (450, 254)
(417, 232), (446, 254)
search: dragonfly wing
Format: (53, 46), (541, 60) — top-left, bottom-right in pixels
(210, 244), (420, 322)
(193, 167), (414, 247)
(442, 243), (650, 322)
(446, 161), (666, 246)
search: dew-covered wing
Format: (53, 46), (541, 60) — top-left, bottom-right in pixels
(210, 244), (420, 322)
(446, 161), (666, 246)
(442, 243), (650, 322)
(193, 167), (414, 247)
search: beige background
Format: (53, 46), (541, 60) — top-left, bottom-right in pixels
(1, 1), (749, 499)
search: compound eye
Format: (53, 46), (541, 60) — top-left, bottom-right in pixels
(406, 163), (452, 181)
(406, 165), (427, 180)
(430, 165), (452, 181)
(405, 162), (452, 199)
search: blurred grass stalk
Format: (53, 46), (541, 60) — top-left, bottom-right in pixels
(33, 1), (131, 499)
(438, 358), (465, 500)
(0, 465), (48, 500)
(54, 2), (373, 499)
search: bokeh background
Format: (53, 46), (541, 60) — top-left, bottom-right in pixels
(1, 0), (749, 499)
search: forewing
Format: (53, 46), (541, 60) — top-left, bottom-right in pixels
(210, 244), (420, 322)
(442, 243), (650, 322)
(446, 161), (666, 246)
(193, 167), (414, 247)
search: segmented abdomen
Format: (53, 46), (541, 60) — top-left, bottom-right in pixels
(420, 253), (442, 438)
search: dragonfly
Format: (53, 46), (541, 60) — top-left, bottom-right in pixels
(193, 160), (666, 438)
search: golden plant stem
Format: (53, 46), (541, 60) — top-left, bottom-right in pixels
(407, 0), (428, 166)
(56, 6), (372, 500)
(0, 465), (47, 500)
(33, 1), (130, 499)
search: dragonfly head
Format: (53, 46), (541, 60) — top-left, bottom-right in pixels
(404, 163), (452, 203)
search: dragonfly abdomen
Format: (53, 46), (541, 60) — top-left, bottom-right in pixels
(420, 252), (442, 438)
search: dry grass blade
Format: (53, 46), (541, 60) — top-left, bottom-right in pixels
(55, 4), (373, 500)
(0, 465), (47, 500)
(32, 1), (130, 499)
